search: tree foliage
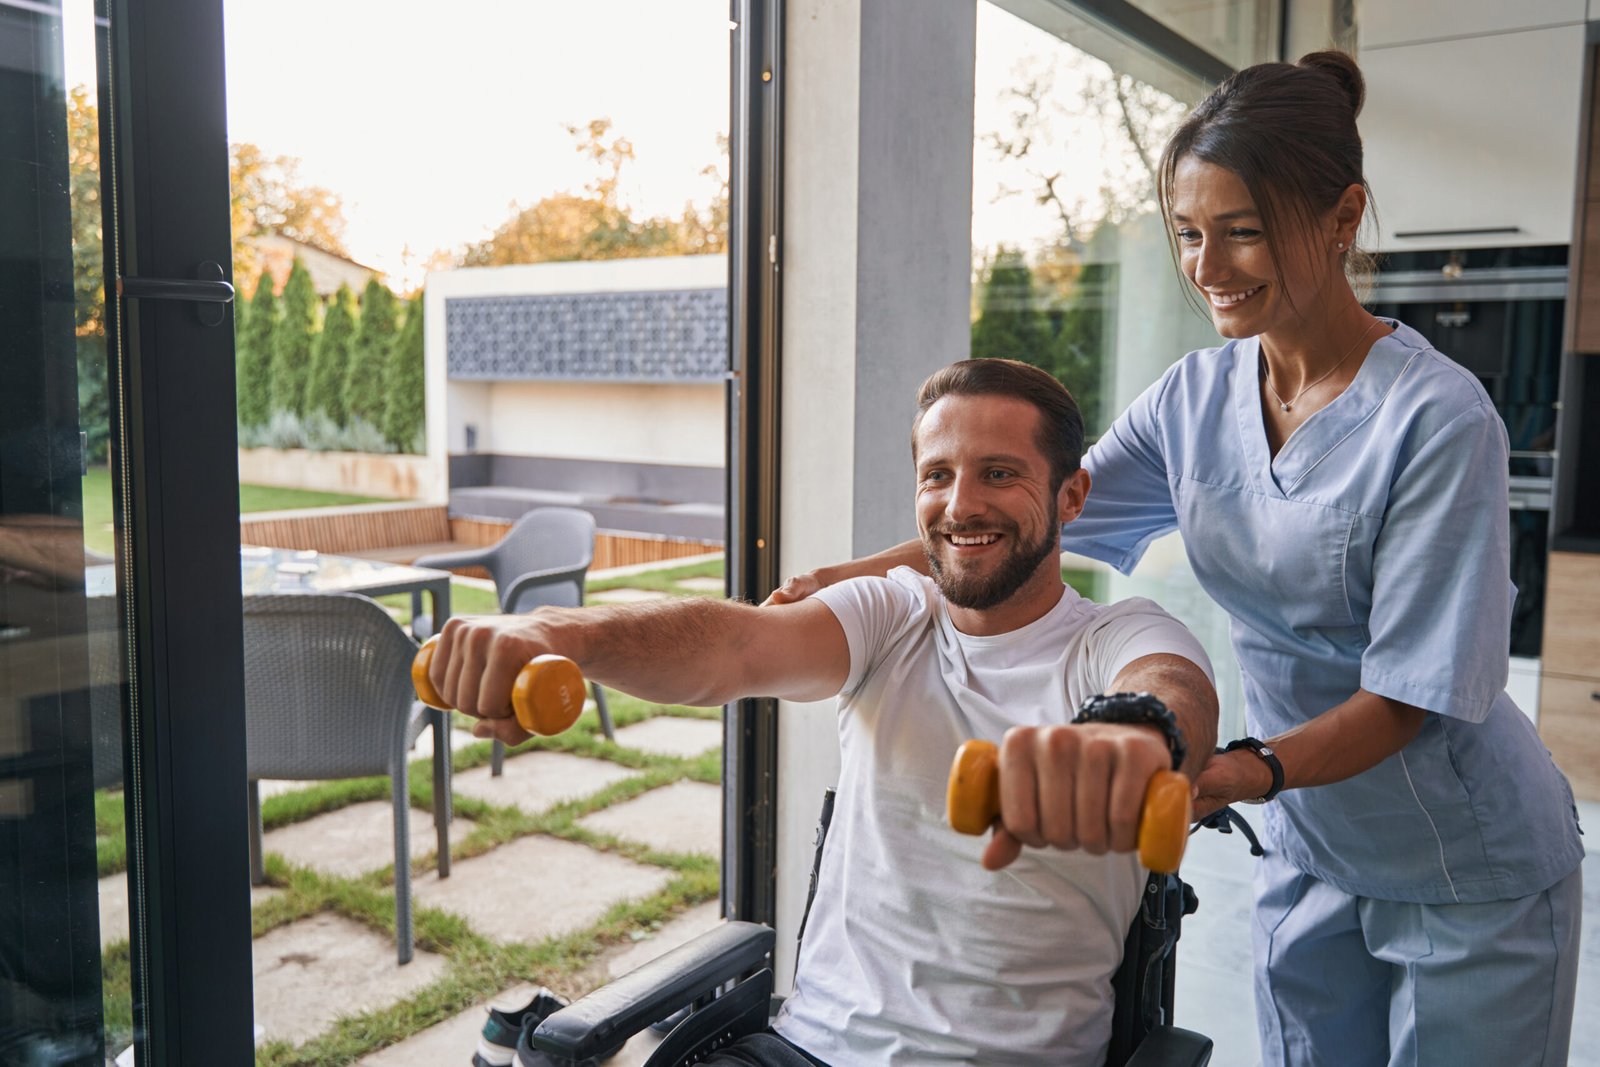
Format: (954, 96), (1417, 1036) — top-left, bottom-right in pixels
(66, 85), (110, 464)
(307, 284), (357, 426)
(970, 248), (1107, 435)
(461, 119), (727, 266)
(345, 279), (398, 427)
(236, 273), (279, 429)
(269, 259), (318, 418)
(382, 297), (425, 452)
(230, 143), (350, 283)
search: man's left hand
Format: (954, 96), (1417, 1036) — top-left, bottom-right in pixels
(983, 723), (1173, 871)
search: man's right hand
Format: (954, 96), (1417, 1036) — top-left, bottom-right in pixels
(430, 612), (570, 743)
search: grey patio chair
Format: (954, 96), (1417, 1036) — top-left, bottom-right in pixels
(412, 507), (614, 760)
(241, 593), (452, 965)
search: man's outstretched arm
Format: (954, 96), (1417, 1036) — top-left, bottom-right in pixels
(430, 597), (851, 744)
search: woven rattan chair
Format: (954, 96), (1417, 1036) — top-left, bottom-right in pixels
(242, 593), (450, 965)
(413, 507), (614, 760)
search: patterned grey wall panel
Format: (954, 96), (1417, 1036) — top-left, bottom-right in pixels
(445, 288), (727, 382)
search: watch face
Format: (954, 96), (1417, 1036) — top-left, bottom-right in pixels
(1239, 797), (1268, 805)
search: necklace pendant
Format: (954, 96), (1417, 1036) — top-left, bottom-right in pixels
(1280, 403), (1290, 412)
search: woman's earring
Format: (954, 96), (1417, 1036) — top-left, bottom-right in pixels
(1336, 242), (1346, 250)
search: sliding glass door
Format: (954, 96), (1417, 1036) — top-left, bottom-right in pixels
(1, 0), (249, 1062)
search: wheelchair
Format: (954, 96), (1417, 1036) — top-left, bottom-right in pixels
(521, 795), (1263, 1067)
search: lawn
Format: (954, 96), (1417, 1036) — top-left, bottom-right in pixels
(80, 467), (387, 557)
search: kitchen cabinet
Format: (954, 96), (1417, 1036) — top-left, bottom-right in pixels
(1360, 0), (1583, 49)
(1360, 25), (1585, 251)
(1540, 552), (1600, 799)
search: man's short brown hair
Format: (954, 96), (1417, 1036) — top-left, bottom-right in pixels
(912, 358), (1084, 491)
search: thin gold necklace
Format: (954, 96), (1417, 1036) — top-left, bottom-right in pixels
(1261, 318), (1384, 413)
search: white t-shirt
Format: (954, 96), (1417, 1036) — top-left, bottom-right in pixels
(772, 567), (1214, 1066)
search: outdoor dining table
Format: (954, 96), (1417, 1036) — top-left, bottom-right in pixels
(87, 545), (457, 867)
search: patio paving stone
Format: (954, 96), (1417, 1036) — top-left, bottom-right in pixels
(610, 716), (722, 758)
(605, 900), (724, 980)
(452, 749), (638, 813)
(579, 781), (721, 857)
(413, 835), (672, 945)
(261, 801), (474, 879)
(356, 982), (537, 1066)
(253, 912), (448, 1046)
(589, 588), (671, 603)
(98, 873), (280, 948)
(358, 903), (721, 1065)
(673, 577), (725, 592)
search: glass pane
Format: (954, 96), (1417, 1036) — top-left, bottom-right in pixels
(1123, 0), (1279, 69)
(1, 0), (138, 1062)
(221, 2), (731, 1058)
(972, 1), (1247, 738)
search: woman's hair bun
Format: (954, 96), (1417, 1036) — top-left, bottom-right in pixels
(1297, 50), (1365, 118)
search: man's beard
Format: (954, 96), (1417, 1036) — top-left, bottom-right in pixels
(923, 499), (1059, 611)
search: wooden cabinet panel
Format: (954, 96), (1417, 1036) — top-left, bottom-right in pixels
(1538, 675), (1600, 801)
(1542, 552), (1600, 677)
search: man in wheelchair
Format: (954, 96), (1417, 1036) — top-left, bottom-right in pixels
(430, 359), (1219, 1066)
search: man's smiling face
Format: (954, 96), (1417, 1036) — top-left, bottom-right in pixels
(914, 393), (1066, 613)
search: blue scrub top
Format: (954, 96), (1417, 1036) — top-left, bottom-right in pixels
(1064, 319), (1583, 904)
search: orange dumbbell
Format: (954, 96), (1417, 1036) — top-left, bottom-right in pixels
(946, 739), (1192, 873)
(411, 635), (587, 737)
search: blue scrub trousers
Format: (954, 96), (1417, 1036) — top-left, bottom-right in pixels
(1251, 851), (1582, 1067)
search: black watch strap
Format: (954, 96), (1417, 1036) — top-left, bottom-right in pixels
(1222, 736), (1284, 804)
(1072, 692), (1186, 772)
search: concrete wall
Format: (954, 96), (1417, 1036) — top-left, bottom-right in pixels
(772, 0), (976, 989)
(457, 380), (724, 467)
(423, 255), (729, 477)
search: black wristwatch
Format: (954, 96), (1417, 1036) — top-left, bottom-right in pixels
(1221, 736), (1284, 804)
(1072, 692), (1186, 772)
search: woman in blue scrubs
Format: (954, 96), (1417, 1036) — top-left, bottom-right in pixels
(773, 52), (1584, 1065)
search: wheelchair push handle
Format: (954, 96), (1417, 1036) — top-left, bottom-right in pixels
(946, 739), (1192, 874)
(411, 635), (586, 737)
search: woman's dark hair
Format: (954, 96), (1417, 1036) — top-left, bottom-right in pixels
(1157, 50), (1376, 304)
(912, 358), (1083, 491)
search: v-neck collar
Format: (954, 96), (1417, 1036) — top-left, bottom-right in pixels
(1233, 319), (1421, 497)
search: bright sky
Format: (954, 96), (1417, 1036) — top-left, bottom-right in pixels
(60, 1), (1180, 288)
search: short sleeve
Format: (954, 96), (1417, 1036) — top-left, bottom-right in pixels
(812, 569), (930, 696)
(1064, 369), (1180, 575)
(1074, 598), (1216, 695)
(1360, 404), (1513, 722)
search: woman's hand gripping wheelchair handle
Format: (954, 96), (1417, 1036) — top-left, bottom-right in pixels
(410, 635), (586, 736)
(947, 739), (1193, 873)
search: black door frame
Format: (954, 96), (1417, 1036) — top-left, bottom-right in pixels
(723, 0), (784, 927)
(107, 0), (254, 1060)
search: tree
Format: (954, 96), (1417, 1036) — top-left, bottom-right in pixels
(307, 284), (356, 426)
(66, 85), (110, 464)
(381, 297), (425, 452)
(236, 272), (279, 430)
(345, 278), (398, 428)
(461, 119), (727, 266)
(269, 259), (318, 418)
(971, 248), (1048, 363)
(230, 142), (351, 284)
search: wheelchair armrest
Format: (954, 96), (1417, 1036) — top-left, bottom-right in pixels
(531, 921), (775, 1061)
(1122, 1025), (1213, 1067)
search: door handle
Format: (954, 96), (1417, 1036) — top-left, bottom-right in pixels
(117, 261), (234, 327)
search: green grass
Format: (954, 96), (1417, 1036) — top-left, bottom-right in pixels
(587, 557), (724, 596)
(80, 467), (389, 557)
